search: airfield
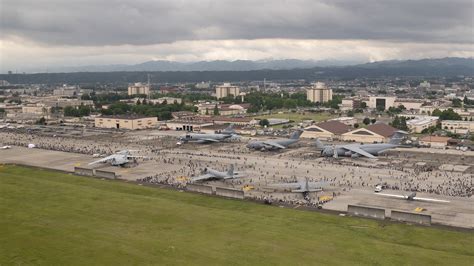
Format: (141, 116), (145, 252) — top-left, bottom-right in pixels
(1, 127), (473, 229)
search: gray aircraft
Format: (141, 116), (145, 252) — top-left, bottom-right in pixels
(316, 131), (406, 159)
(375, 192), (450, 203)
(267, 178), (327, 193)
(177, 124), (238, 145)
(191, 165), (241, 182)
(246, 129), (303, 151)
(88, 150), (143, 167)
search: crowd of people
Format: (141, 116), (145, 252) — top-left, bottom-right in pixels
(0, 128), (471, 207)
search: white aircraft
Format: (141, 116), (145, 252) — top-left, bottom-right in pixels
(191, 165), (241, 182)
(27, 144), (36, 148)
(0, 145), (12, 149)
(375, 192), (450, 203)
(88, 150), (143, 167)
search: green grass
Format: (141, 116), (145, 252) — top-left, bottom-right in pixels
(256, 112), (335, 123)
(0, 165), (472, 265)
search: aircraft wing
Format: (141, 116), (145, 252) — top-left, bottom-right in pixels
(342, 145), (377, 159)
(196, 138), (220, 143)
(262, 141), (286, 149)
(191, 173), (216, 182)
(88, 156), (111, 165)
(413, 197), (450, 203)
(267, 183), (301, 189)
(308, 181), (327, 188)
(375, 193), (406, 199)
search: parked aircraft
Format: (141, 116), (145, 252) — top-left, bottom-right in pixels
(88, 150), (143, 167)
(0, 145), (11, 149)
(375, 192), (450, 203)
(191, 165), (241, 182)
(315, 131), (406, 159)
(267, 177), (327, 196)
(177, 124), (238, 145)
(246, 129), (303, 151)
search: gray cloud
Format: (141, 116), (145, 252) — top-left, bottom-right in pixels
(1, 0), (472, 46)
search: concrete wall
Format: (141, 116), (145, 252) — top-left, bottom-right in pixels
(186, 184), (213, 195)
(347, 205), (385, 220)
(74, 167), (94, 176)
(94, 170), (116, 179)
(391, 210), (431, 225)
(215, 187), (244, 199)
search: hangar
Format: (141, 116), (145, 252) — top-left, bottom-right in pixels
(301, 121), (351, 140)
(342, 123), (397, 143)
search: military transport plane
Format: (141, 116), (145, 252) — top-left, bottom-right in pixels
(88, 150), (143, 167)
(375, 192), (450, 203)
(191, 165), (241, 182)
(247, 129), (303, 151)
(268, 178), (327, 193)
(177, 124), (238, 145)
(315, 131), (406, 159)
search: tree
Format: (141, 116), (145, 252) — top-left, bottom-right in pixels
(354, 123), (359, 128)
(213, 104), (219, 115)
(360, 102), (367, 109)
(205, 108), (209, 115)
(259, 119), (270, 127)
(452, 98), (462, 107)
(347, 110), (354, 117)
(363, 117), (371, 125)
(371, 118), (376, 124)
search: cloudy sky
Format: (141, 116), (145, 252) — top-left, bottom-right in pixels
(1, 0), (473, 72)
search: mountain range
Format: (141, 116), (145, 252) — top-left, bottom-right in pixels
(1, 57), (472, 84)
(38, 59), (362, 73)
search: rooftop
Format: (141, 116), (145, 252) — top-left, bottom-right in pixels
(98, 115), (155, 120)
(366, 123), (397, 137)
(315, 121), (351, 134)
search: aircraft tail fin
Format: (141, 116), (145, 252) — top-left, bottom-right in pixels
(389, 131), (407, 145)
(290, 129), (303, 140)
(221, 123), (236, 135)
(314, 139), (325, 149)
(227, 164), (234, 176)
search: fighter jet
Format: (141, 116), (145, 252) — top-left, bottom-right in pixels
(88, 150), (143, 167)
(177, 124), (238, 145)
(375, 192), (450, 203)
(0, 145), (11, 149)
(191, 165), (241, 182)
(246, 129), (303, 151)
(316, 131), (406, 159)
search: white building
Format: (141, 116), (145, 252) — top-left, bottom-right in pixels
(128, 83), (151, 96)
(53, 85), (78, 97)
(215, 83), (240, 99)
(306, 82), (333, 103)
(441, 120), (474, 134)
(405, 116), (439, 133)
(368, 96), (396, 110)
(329, 116), (358, 127)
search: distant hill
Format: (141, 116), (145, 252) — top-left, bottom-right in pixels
(1, 58), (472, 84)
(33, 59), (360, 73)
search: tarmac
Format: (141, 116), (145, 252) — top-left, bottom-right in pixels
(1, 128), (473, 229)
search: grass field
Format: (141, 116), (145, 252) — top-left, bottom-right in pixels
(1, 165), (473, 265)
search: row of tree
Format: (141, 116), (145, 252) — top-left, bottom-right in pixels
(100, 101), (196, 120)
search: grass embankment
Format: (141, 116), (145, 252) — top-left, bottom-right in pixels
(0, 165), (472, 265)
